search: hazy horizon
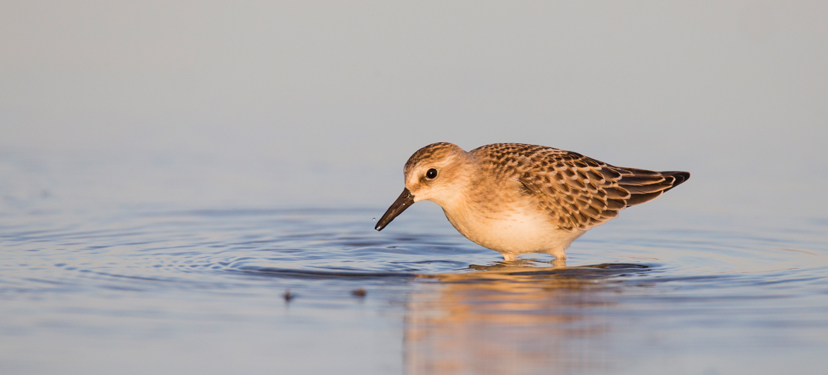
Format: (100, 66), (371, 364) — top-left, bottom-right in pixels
(2, 1), (826, 212)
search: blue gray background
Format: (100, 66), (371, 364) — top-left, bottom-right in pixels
(2, 1), (826, 214)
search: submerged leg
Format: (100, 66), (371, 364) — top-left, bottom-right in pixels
(551, 257), (566, 268)
(549, 247), (567, 268)
(502, 253), (518, 262)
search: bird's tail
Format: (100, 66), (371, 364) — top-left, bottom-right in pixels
(612, 168), (691, 207)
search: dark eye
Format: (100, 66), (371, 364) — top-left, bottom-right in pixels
(426, 168), (438, 179)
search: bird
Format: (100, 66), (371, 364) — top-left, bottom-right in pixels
(374, 142), (689, 263)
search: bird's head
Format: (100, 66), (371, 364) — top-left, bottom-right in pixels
(375, 142), (471, 231)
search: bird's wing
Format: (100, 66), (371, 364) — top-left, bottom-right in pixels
(482, 144), (689, 230)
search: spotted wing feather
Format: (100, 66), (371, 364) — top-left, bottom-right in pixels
(474, 144), (689, 231)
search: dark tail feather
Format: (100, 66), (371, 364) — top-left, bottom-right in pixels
(619, 170), (690, 207)
(661, 171), (690, 192)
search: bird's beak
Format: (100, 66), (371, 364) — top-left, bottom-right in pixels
(375, 188), (415, 231)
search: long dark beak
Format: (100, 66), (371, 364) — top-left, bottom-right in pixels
(375, 188), (415, 231)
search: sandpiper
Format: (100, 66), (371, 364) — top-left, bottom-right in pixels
(375, 142), (689, 262)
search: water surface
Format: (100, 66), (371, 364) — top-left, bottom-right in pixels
(2, 189), (827, 374)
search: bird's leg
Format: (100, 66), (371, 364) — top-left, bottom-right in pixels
(551, 257), (567, 268)
(502, 253), (518, 262)
(547, 247), (568, 267)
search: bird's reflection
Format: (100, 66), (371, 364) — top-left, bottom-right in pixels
(404, 261), (649, 374)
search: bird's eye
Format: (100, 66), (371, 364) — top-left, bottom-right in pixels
(426, 168), (438, 179)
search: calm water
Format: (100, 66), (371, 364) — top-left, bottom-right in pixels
(2, 152), (828, 375)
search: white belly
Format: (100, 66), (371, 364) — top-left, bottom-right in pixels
(442, 207), (584, 259)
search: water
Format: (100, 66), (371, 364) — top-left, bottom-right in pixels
(2, 153), (827, 375)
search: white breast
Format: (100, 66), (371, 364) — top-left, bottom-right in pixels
(442, 206), (584, 259)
